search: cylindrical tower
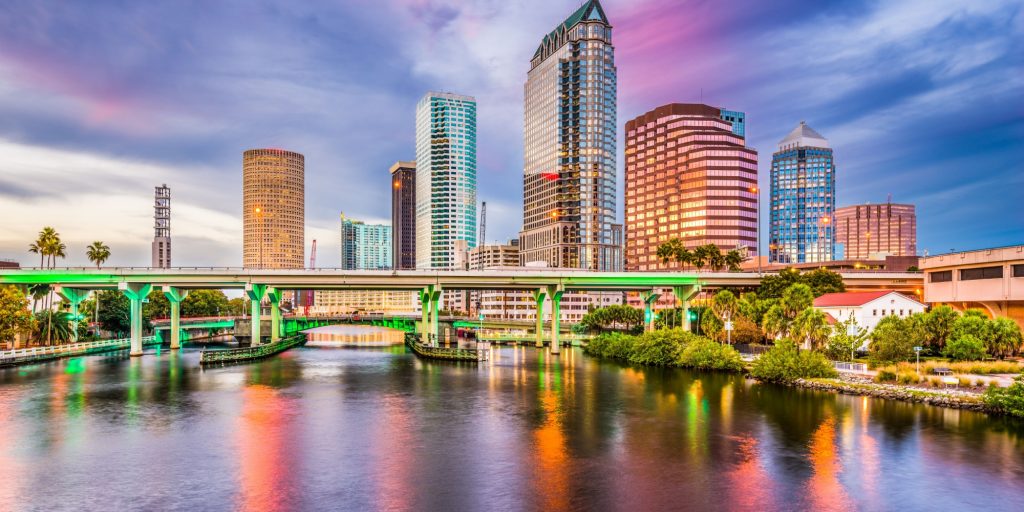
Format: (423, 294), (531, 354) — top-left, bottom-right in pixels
(243, 148), (305, 269)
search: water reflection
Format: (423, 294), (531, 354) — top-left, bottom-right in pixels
(304, 325), (404, 347)
(0, 340), (1021, 511)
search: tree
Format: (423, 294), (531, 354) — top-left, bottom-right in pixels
(711, 290), (738, 321)
(144, 290), (170, 320)
(691, 245), (710, 272)
(790, 308), (830, 350)
(0, 286), (35, 346)
(227, 297), (248, 316)
(780, 284), (814, 319)
(868, 316), (917, 365)
(33, 310), (74, 344)
(943, 334), (987, 361)
(580, 305), (644, 333)
(86, 241), (111, 333)
(96, 291), (131, 336)
(951, 310), (992, 344)
(182, 290), (231, 317)
(762, 305), (786, 341)
(824, 316), (868, 361)
(656, 238), (684, 266)
(750, 338), (838, 383)
(704, 244), (725, 272)
(724, 249), (744, 272)
(922, 305), (958, 351)
(758, 268), (803, 299)
(987, 318), (1022, 359)
(701, 313), (724, 341)
(737, 292), (772, 326)
(803, 268), (845, 296)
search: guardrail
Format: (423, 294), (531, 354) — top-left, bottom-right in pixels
(0, 336), (158, 367)
(833, 361), (869, 374)
(199, 335), (306, 366)
(404, 333), (483, 362)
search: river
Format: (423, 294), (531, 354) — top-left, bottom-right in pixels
(0, 326), (1022, 511)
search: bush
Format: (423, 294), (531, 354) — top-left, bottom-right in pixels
(942, 335), (987, 361)
(628, 329), (690, 366)
(874, 369), (897, 383)
(868, 316), (920, 366)
(897, 371), (921, 385)
(583, 332), (636, 360)
(984, 375), (1024, 417)
(750, 339), (838, 383)
(679, 336), (743, 371)
(928, 377), (942, 387)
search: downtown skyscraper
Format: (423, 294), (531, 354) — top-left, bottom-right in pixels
(415, 92), (477, 269)
(390, 161), (416, 270)
(243, 148), (305, 269)
(519, 0), (621, 270)
(769, 122), (835, 264)
(340, 213), (391, 270)
(624, 104), (758, 271)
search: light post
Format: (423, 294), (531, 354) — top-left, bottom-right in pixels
(723, 310), (733, 346)
(751, 186), (760, 274)
(914, 346), (922, 375)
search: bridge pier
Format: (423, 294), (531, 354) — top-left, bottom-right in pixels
(641, 289), (661, 332)
(268, 287), (283, 342)
(532, 289), (547, 348)
(55, 286), (90, 342)
(547, 285), (564, 354)
(246, 284), (268, 345)
(419, 285), (441, 346)
(673, 285), (700, 332)
(119, 282), (152, 356)
(163, 286), (188, 349)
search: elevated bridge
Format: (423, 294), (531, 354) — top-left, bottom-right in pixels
(0, 268), (921, 357)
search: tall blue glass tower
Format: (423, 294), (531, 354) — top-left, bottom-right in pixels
(769, 121), (836, 264)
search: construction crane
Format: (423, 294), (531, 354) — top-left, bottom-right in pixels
(304, 239), (317, 315)
(479, 201), (486, 246)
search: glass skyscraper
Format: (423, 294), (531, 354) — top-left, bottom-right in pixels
(340, 213), (391, 270)
(519, 0), (621, 270)
(769, 121), (836, 264)
(415, 92), (477, 269)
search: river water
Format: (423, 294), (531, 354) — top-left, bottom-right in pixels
(0, 327), (1022, 511)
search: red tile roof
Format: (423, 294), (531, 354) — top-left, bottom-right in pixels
(813, 291), (893, 307)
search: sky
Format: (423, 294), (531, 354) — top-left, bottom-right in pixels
(0, 0), (1021, 268)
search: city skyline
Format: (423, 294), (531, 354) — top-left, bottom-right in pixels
(0, 0), (1021, 267)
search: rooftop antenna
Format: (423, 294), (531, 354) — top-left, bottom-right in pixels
(887, 193), (892, 204)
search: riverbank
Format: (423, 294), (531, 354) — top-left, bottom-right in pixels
(786, 373), (991, 413)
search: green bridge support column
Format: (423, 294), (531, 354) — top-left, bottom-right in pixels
(547, 284), (564, 355)
(673, 284), (701, 332)
(246, 284), (267, 345)
(419, 285), (442, 346)
(119, 282), (152, 356)
(641, 289), (660, 333)
(532, 289), (547, 348)
(55, 286), (90, 343)
(267, 287), (283, 342)
(163, 286), (188, 349)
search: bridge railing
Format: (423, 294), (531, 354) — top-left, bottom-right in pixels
(0, 336), (157, 362)
(199, 335), (305, 365)
(832, 361), (869, 374)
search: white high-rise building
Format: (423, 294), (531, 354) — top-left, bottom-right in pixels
(415, 91), (477, 269)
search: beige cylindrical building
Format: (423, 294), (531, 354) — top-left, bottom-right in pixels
(243, 149), (305, 269)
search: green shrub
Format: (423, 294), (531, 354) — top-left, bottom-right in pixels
(942, 334), (987, 362)
(628, 328), (690, 366)
(984, 375), (1024, 418)
(679, 336), (743, 371)
(583, 332), (636, 360)
(897, 371), (921, 385)
(874, 369), (897, 383)
(750, 339), (838, 383)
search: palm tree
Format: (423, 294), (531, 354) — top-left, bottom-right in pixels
(656, 239), (678, 266)
(42, 229), (65, 345)
(675, 246), (694, 271)
(86, 241), (110, 337)
(707, 245), (725, 271)
(29, 227), (57, 268)
(725, 250), (744, 272)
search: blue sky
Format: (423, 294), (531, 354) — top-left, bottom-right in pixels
(0, 0), (1021, 267)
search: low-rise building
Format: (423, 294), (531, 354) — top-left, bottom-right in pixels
(921, 245), (1024, 329)
(813, 291), (926, 348)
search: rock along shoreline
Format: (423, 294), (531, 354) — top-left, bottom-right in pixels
(785, 375), (992, 414)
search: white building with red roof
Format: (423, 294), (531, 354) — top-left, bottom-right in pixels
(813, 291), (926, 348)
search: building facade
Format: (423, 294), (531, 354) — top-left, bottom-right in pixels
(469, 240), (521, 270)
(152, 184), (171, 268)
(243, 148), (305, 269)
(415, 92), (477, 269)
(519, 0), (621, 271)
(624, 103), (758, 271)
(835, 202), (917, 259)
(922, 245), (1024, 330)
(390, 161), (416, 270)
(340, 214), (391, 270)
(813, 291), (926, 349)
(769, 121), (836, 264)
